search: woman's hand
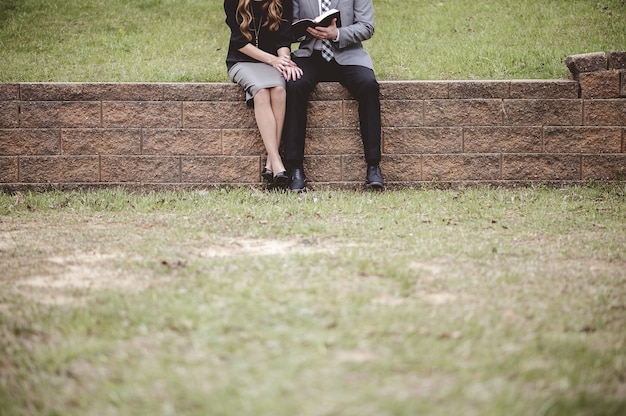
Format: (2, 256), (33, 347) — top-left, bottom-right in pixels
(271, 55), (302, 81)
(270, 54), (294, 73)
(239, 44), (300, 80)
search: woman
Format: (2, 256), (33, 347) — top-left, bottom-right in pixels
(224, 0), (302, 187)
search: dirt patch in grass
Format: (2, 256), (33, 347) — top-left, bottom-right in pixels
(193, 237), (340, 258)
(5, 233), (353, 307)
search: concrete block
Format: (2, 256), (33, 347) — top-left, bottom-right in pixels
(463, 126), (542, 153)
(144, 128), (221, 156)
(424, 99), (503, 127)
(584, 100), (626, 126)
(502, 154), (580, 181)
(383, 127), (462, 154)
(102, 101), (182, 128)
(184, 101), (256, 130)
(20, 83), (86, 101)
(342, 100), (361, 128)
(582, 155), (626, 180)
(503, 99), (582, 126)
(20, 83), (165, 101)
(423, 154), (501, 181)
(509, 80), (579, 99)
(0, 101), (19, 128)
(448, 81), (510, 99)
(380, 81), (448, 100)
(221, 129), (263, 156)
(306, 127), (362, 155)
(376, 154), (422, 182)
(61, 128), (141, 155)
(0, 129), (60, 156)
(21, 101), (101, 128)
(181, 156), (258, 183)
(83, 83), (164, 101)
(608, 51), (626, 70)
(564, 52), (607, 77)
(217, 102), (257, 129)
(579, 71), (621, 99)
(0, 84), (19, 101)
(101, 156), (181, 182)
(310, 82), (353, 100)
(381, 100), (423, 127)
(163, 83), (242, 101)
(544, 126), (622, 153)
(0, 157), (18, 182)
(304, 155), (343, 182)
(340, 155), (368, 182)
(20, 156), (100, 182)
(307, 100), (345, 128)
(184, 102), (224, 129)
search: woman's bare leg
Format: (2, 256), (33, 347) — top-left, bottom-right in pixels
(253, 88), (286, 174)
(270, 86), (286, 158)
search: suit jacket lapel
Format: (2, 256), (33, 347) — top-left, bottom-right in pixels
(307, 0), (318, 17)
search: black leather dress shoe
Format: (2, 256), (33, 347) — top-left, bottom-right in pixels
(261, 167), (273, 184)
(273, 171), (289, 188)
(366, 164), (384, 190)
(289, 167), (307, 192)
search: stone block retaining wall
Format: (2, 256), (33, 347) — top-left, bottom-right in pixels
(1, 76), (625, 191)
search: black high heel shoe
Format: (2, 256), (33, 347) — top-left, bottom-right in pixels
(273, 171), (289, 188)
(261, 167), (273, 183)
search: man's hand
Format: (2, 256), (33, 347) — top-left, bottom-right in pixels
(306, 18), (338, 41)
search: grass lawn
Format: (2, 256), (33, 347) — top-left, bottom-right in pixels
(1, 1), (626, 414)
(1, 185), (625, 415)
(0, 0), (625, 81)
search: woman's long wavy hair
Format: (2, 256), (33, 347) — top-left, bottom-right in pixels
(237, 0), (284, 41)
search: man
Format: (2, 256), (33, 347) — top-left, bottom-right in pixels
(283, 0), (384, 192)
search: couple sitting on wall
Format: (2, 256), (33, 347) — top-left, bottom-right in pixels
(224, 0), (384, 191)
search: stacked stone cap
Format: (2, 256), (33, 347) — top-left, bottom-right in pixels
(564, 51), (626, 99)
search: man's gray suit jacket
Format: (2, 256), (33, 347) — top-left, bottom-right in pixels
(291, 0), (375, 70)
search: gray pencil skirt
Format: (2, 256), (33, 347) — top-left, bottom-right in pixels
(228, 62), (286, 107)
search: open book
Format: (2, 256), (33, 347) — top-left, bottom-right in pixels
(292, 8), (341, 41)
